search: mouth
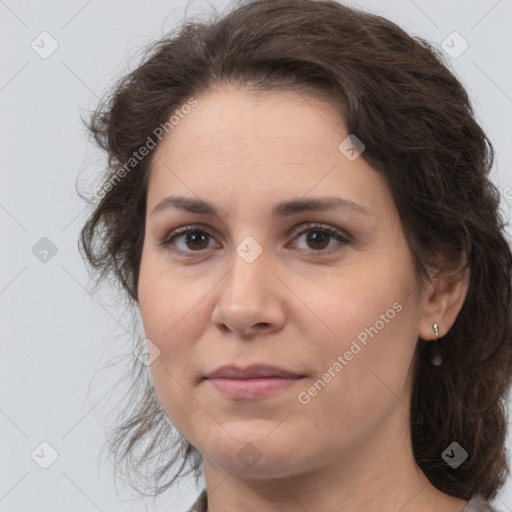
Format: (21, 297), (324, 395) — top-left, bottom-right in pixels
(204, 364), (306, 400)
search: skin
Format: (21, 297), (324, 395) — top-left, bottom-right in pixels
(137, 86), (470, 512)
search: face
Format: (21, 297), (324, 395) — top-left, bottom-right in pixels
(138, 86), (427, 480)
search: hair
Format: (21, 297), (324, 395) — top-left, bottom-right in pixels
(78, 0), (512, 503)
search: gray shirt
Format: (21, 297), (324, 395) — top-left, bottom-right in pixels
(189, 489), (499, 511)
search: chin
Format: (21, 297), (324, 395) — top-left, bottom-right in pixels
(203, 438), (306, 479)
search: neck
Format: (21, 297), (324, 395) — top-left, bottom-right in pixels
(203, 459), (467, 512)
(201, 408), (468, 512)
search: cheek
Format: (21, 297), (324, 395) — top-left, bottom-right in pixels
(138, 290), (203, 438)
(298, 257), (420, 422)
(296, 302), (418, 452)
(138, 250), (207, 349)
(137, 254), (218, 432)
(297, 255), (416, 362)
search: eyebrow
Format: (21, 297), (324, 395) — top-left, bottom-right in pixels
(151, 195), (372, 218)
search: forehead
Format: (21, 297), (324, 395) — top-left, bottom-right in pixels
(153, 87), (345, 164)
(146, 87), (394, 224)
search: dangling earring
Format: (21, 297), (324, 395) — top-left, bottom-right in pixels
(431, 322), (442, 366)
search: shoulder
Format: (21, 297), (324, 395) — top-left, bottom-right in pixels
(462, 494), (501, 512)
(188, 488), (207, 512)
(187, 490), (502, 512)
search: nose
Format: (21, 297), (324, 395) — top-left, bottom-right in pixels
(211, 247), (286, 338)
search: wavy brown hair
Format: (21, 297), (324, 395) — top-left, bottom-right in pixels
(78, 0), (512, 502)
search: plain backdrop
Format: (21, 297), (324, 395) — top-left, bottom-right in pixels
(1, 0), (512, 510)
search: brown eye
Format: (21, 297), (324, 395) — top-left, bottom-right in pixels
(160, 225), (217, 255)
(290, 223), (352, 256)
(160, 222), (351, 258)
(305, 230), (331, 250)
(181, 230), (210, 250)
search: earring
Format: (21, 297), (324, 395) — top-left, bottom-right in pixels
(431, 322), (442, 366)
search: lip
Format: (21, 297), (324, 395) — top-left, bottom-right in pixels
(205, 364), (304, 379)
(204, 364), (305, 400)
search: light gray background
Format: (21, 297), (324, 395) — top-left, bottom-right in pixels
(1, 0), (511, 510)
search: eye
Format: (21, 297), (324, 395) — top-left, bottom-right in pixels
(160, 224), (218, 256)
(159, 222), (352, 257)
(288, 223), (352, 256)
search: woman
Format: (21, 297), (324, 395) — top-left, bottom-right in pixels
(79, 0), (512, 510)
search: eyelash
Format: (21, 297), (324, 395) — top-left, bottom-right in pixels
(159, 223), (352, 258)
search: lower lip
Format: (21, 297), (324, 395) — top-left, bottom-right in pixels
(206, 377), (302, 400)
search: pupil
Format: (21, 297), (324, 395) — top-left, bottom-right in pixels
(308, 231), (329, 249)
(187, 231), (208, 249)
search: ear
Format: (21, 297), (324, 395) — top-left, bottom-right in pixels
(417, 264), (470, 340)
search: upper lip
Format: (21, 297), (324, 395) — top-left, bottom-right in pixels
(206, 364), (304, 379)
